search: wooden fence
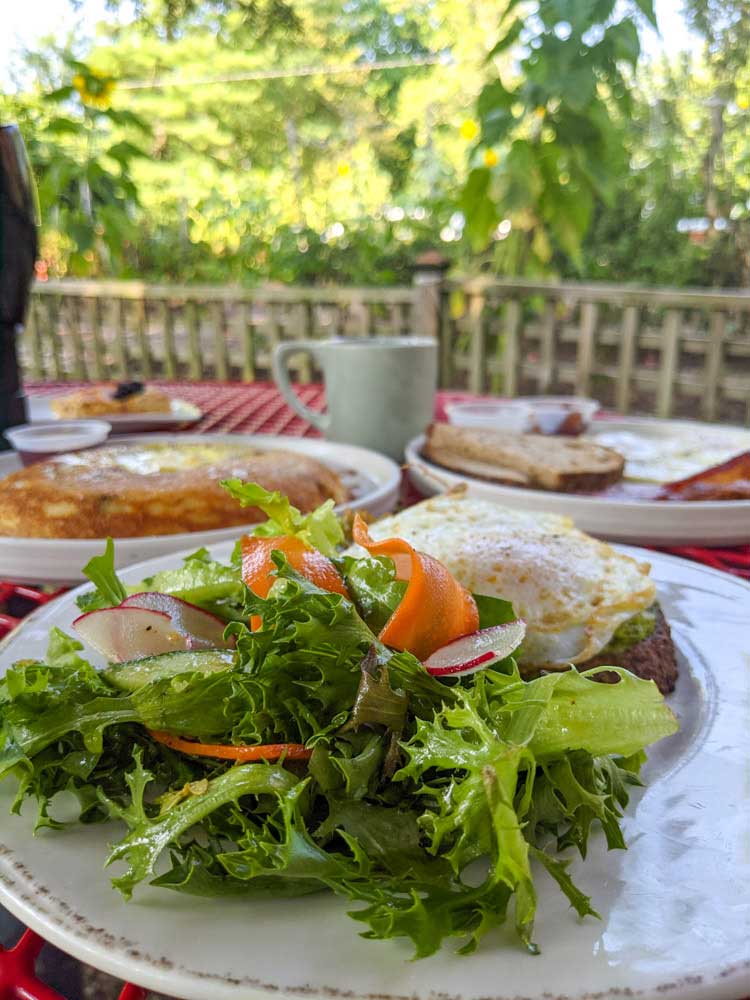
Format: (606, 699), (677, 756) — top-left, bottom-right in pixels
(22, 274), (750, 424)
(439, 277), (750, 425)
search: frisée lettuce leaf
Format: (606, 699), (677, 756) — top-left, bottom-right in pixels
(221, 479), (344, 557)
(78, 537), (128, 610)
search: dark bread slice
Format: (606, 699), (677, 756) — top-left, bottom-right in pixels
(423, 422), (624, 493)
(582, 606), (679, 695)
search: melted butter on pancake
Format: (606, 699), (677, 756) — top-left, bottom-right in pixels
(55, 442), (258, 476)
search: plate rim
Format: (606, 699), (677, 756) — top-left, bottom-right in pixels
(587, 412), (750, 437)
(27, 394), (203, 424)
(0, 544), (749, 1000)
(405, 433), (750, 515)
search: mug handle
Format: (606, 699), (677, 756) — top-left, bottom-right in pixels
(272, 341), (330, 433)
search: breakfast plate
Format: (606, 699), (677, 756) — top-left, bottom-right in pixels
(406, 418), (750, 545)
(0, 544), (747, 1000)
(26, 394), (203, 432)
(0, 434), (401, 584)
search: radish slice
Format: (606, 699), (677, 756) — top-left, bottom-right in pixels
(424, 620), (526, 677)
(73, 606), (191, 662)
(121, 592), (229, 650)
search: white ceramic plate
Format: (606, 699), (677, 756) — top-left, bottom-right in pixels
(0, 544), (748, 1000)
(0, 434), (401, 584)
(27, 394), (203, 432)
(406, 421), (750, 545)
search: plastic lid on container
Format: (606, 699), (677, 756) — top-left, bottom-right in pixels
(4, 420), (111, 453)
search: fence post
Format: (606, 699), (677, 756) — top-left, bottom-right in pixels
(412, 250), (449, 342)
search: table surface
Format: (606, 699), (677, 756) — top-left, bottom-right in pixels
(1, 379), (749, 1000)
(18, 379), (750, 579)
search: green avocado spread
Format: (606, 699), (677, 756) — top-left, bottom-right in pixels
(601, 604), (658, 655)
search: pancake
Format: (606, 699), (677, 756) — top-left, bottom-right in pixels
(0, 441), (347, 539)
(50, 383), (172, 418)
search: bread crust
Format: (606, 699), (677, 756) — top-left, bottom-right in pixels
(0, 442), (347, 539)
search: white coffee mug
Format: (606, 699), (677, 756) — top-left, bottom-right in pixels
(273, 337), (437, 460)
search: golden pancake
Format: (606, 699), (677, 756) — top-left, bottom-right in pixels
(0, 441), (347, 539)
(50, 384), (173, 418)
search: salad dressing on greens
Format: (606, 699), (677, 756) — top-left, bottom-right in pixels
(0, 481), (678, 957)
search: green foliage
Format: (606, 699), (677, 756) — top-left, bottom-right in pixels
(25, 58), (149, 276)
(5, 0), (750, 286)
(462, 0), (650, 272)
(133, 0), (299, 37)
(684, 0), (750, 73)
(4, 0), (493, 281)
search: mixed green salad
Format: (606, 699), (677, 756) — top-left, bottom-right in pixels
(0, 482), (678, 957)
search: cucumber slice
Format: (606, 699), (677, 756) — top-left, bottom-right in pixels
(104, 649), (235, 692)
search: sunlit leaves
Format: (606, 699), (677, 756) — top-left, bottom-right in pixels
(633, 0), (658, 27)
(10, 56), (151, 277)
(462, 0), (646, 270)
(459, 167), (498, 250)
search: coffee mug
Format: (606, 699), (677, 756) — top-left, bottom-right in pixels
(273, 337), (437, 459)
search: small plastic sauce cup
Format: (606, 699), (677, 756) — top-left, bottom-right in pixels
(445, 400), (532, 433)
(4, 421), (112, 466)
(518, 397), (599, 436)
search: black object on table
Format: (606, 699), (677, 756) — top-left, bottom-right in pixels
(0, 123), (38, 450)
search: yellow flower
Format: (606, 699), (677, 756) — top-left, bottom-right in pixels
(533, 105), (546, 118)
(72, 69), (116, 110)
(336, 161), (351, 177)
(460, 118), (480, 141)
(737, 94), (749, 110)
(483, 148), (499, 168)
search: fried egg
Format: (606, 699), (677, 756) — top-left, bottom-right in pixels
(349, 494), (656, 668)
(591, 426), (750, 484)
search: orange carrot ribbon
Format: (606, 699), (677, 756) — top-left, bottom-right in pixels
(352, 514), (478, 661)
(149, 729), (312, 762)
(241, 534), (349, 599)
(241, 534), (349, 629)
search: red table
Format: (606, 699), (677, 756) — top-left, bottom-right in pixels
(1, 380), (749, 1000)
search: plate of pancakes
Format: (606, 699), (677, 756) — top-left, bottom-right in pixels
(27, 382), (203, 432)
(0, 433), (401, 584)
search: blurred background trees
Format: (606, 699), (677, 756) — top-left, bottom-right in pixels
(1, 0), (749, 287)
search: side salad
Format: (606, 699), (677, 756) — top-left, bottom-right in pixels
(0, 482), (678, 957)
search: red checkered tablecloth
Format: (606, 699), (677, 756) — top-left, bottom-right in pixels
(0, 380), (748, 1000)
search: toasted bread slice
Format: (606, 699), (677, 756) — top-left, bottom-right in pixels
(582, 605), (679, 694)
(423, 422), (624, 493)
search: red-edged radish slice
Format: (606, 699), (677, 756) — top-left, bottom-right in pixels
(121, 592), (229, 650)
(424, 619), (526, 677)
(73, 606), (190, 662)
